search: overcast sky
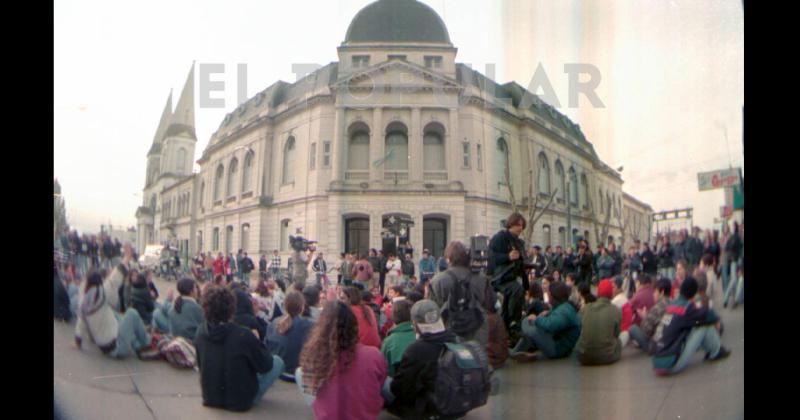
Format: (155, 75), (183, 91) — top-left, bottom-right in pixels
(54, 0), (744, 235)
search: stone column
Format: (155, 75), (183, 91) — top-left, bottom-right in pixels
(410, 107), (422, 182)
(370, 107), (383, 182)
(448, 108), (459, 181)
(331, 106), (346, 184)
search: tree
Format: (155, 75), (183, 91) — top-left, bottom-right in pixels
(54, 179), (69, 239)
(504, 163), (558, 245)
(586, 193), (611, 248)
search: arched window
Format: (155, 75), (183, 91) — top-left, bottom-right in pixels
(558, 227), (566, 247)
(282, 137), (296, 184)
(384, 122), (408, 171)
(424, 123), (446, 171)
(225, 226), (234, 253)
(569, 167), (578, 206)
(423, 217), (448, 259)
(497, 138), (509, 183)
(227, 158), (238, 198)
(581, 174), (589, 208)
(212, 227), (220, 251)
(241, 224), (250, 253)
(348, 123), (370, 171)
(214, 164), (224, 202)
(555, 161), (565, 202)
(537, 152), (550, 195)
(177, 148), (187, 173)
(345, 217), (370, 258)
(280, 219), (291, 251)
(242, 151), (253, 193)
(543, 225), (551, 248)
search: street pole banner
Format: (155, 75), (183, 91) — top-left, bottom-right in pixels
(697, 168), (742, 191)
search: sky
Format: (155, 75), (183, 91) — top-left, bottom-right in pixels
(54, 0), (744, 235)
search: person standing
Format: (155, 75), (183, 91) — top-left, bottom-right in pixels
(418, 249), (437, 285)
(367, 249), (381, 291)
(269, 250), (281, 280)
(657, 236), (675, 280)
(259, 254), (268, 278)
(241, 252), (254, 288)
(563, 246), (576, 277)
(488, 213), (528, 331)
(640, 242), (657, 276)
(596, 247), (615, 281)
(400, 253), (415, 287)
(352, 254), (374, 288)
(576, 240), (594, 286)
(722, 222), (743, 308)
(551, 246), (565, 274)
(384, 254), (403, 296)
(340, 253), (354, 286)
(312, 253), (328, 289)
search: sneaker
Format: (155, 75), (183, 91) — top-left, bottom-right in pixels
(705, 347), (731, 362)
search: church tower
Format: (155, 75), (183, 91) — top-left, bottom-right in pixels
(160, 62), (197, 177)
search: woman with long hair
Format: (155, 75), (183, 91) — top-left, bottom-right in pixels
(296, 300), (387, 420)
(342, 286), (381, 348)
(265, 291), (313, 383)
(166, 278), (204, 342)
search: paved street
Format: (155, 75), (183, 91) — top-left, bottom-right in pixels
(54, 275), (744, 420)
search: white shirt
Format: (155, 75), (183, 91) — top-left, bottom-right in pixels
(611, 293), (628, 309)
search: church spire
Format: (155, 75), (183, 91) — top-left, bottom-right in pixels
(165, 62), (196, 140)
(147, 90), (172, 156)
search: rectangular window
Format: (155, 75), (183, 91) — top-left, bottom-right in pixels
(476, 144), (483, 171)
(212, 228), (219, 251)
(424, 56), (443, 69)
(310, 142), (317, 170)
(388, 54), (407, 61)
(462, 142), (470, 168)
(352, 55), (370, 68)
(323, 141), (331, 168)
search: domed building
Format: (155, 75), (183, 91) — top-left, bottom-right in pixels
(136, 0), (650, 262)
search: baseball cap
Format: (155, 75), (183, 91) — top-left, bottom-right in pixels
(410, 299), (445, 335)
(597, 279), (614, 299)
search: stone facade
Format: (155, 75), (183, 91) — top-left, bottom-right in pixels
(135, 0), (650, 266)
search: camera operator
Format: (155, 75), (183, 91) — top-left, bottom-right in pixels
(488, 213), (529, 331)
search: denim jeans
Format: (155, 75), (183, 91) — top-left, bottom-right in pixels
(381, 376), (395, 404)
(294, 367), (316, 406)
(252, 356), (285, 406)
(110, 308), (151, 359)
(628, 324), (649, 350)
(513, 319), (557, 358)
(669, 325), (721, 374)
(153, 305), (170, 333)
(722, 261), (741, 306)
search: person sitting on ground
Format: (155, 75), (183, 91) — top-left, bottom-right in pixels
(693, 271), (712, 310)
(564, 273), (581, 309)
(380, 299), (416, 377)
(628, 278), (671, 351)
(652, 277), (731, 375)
(130, 273), (155, 327)
(524, 281), (550, 317)
(195, 285), (284, 412)
(231, 285), (267, 341)
(671, 259), (689, 299)
(166, 278), (204, 343)
(54, 265), (72, 322)
(301, 284), (323, 323)
(342, 286), (381, 348)
(266, 291), (314, 383)
(385, 299), (474, 419)
(74, 271), (152, 359)
(510, 281), (581, 362)
(629, 274), (656, 328)
(296, 300), (388, 420)
(611, 276), (633, 347)
(486, 302), (510, 369)
(576, 279), (622, 365)
(252, 279), (281, 324)
(578, 281), (596, 309)
(381, 285), (407, 337)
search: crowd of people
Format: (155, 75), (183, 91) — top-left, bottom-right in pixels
(54, 214), (742, 419)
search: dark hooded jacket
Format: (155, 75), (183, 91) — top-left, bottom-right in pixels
(130, 279), (155, 326)
(54, 271), (72, 322)
(195, 321), (275, 412)
(389, 330), (461, 419)
(233, 288), (267, 341)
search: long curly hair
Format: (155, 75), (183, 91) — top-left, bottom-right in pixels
(299, 300), (359, 395)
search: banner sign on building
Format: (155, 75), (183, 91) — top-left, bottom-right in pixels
(698, 168), (742, 191)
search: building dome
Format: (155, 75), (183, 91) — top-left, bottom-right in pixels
(344, 0), (451, 45)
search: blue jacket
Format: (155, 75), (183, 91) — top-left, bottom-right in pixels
(167, 297), (205, 343)
(652, 297), (719, 372)
(419, 257), (437, 275)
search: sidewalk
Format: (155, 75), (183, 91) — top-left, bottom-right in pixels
(54, 277), (744, 420)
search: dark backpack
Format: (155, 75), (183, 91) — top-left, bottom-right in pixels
(431, 341), (491, 416)
(440, 271), (484, 337)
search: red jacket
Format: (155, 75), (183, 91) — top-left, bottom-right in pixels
(351, 304), (381, 349)
(621, 302), (633, 332)
(213, 258), (225, 276)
